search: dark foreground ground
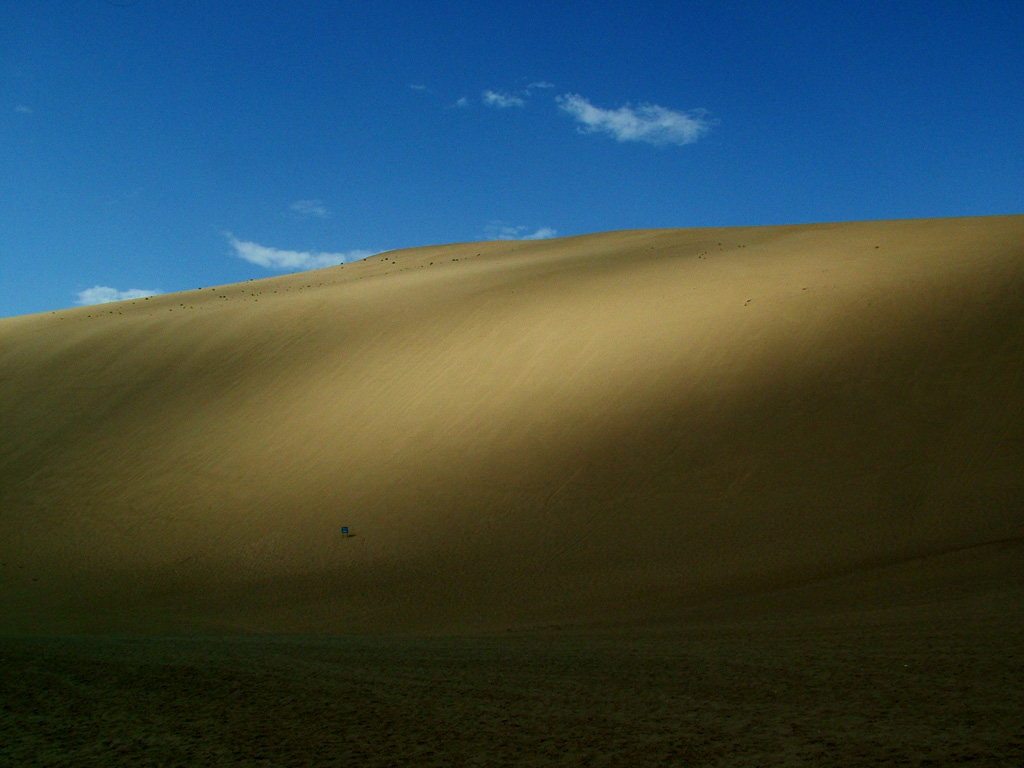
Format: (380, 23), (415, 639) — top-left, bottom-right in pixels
(2, 600), (1023, 768)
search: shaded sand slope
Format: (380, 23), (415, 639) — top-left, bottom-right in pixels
(2, 216), (1023, 634)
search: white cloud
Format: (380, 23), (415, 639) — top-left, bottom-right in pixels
(227, 235), (372, 271)
(14, 104), (33, 114)
(289, 199), (331, 218)
(527, 81), (555, 90)
(524, 227), (558, 240)
(485, 223), (557, 241)
(482, 90), (526, 109)
(409, 83), (428, 91)
(556, 93), (713, 146)
(453, 96), (469, 108)
(76, 286), (163, 305)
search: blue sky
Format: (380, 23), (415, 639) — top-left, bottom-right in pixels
(3, 1), (1022, 318)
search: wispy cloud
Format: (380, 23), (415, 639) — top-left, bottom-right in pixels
(482, 90), (526, 109)
(409, 83), (429, 92)
(227, 235), (372, 271)
(76, 286), (163, 305)
(485, 223), (558, 241)
(527, 81), (555, 90)
(556, 93), (713, 146)
(522, 226), (557, 240)
(14, 104), (33, 114)
(289, 199), (331, 219)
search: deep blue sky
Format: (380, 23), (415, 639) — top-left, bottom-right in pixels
(3, 1), (1022, 317)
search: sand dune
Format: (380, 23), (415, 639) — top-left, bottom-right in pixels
(2, 215), (1023, 634)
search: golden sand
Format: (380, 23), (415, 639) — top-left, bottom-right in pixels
(3, 216), (1023, 765)
(1, 216), (1022, 634)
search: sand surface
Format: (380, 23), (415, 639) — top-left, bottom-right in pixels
(2, 604), (1022, 766)
(2, 215), (1023, 763)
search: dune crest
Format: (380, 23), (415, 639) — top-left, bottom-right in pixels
(2, 216), (1023, 634)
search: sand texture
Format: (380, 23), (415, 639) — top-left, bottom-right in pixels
(2, 608), (1023, 767)
(3, 215), (1023, 634)
(2, 215), (1023, 764)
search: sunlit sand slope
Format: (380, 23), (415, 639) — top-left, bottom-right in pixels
(2, 216), (1022, 634)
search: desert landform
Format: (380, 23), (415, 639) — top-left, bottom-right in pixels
(2, 215), (1022, 765)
